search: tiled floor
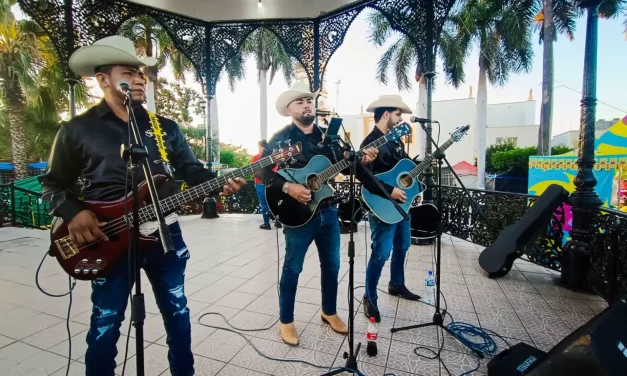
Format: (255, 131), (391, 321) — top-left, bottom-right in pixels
(0, 214), (608, 376)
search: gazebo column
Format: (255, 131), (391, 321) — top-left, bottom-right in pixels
(561, 0), (603, 290)
(421, 0), (436, 204)
(64, 0), (78, 118)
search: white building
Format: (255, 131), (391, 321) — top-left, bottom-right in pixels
(550, 118), (615, 151)
(338, 88), (539, 169)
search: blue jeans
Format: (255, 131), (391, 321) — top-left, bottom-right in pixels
(365, 214), (411, 302)
(255, 183), (270, 225)
(84, 222), (193, 376)
(280, 207), (341, 323)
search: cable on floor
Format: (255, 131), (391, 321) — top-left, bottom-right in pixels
(35, 248), (76, 376)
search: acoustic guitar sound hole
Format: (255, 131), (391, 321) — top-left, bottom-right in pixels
(306, 174), (322, 191)
(398, 174), (413, 189)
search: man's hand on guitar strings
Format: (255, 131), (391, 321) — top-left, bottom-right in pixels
(68, 209), (109, 245)
(288, 184), (311, 204)
(219, 178), (247, 196)
(391, 188), (407, 203)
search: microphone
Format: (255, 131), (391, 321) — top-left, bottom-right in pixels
(116, 80), (131, 96)
(409, 116), (435, 123)
(315, 109), (336, 116)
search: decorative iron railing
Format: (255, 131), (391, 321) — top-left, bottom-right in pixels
(0, 183), (52, 229)
(588, 208), (627, 304)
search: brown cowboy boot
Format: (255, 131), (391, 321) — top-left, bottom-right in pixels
(320, 312), (348, 334)
(279, 322), (299, 346)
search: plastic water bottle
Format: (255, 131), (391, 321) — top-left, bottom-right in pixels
(425, 270), (436, 305)
(366, 316), (378, 356)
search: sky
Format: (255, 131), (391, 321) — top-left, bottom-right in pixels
(13, 5), (627, 155)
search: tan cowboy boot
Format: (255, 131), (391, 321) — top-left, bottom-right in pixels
(279, 322), (299, 346)
(321, 312), (348, 334)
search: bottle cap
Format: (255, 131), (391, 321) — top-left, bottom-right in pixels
(428, 270), (433, 275)
(369, 316), (376, 323)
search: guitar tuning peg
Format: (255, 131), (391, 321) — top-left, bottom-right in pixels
(276, 141), (283, 148)
(285, 139), (292, 146)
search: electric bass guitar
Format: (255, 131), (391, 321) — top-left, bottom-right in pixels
(266, 123), (412, 228)
(361, 125), (470, 224)
(49, 142), (302, 280)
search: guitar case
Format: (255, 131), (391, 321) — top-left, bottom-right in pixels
(478, 184), (569, 278)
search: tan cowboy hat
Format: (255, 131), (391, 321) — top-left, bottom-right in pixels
(275, 81), (320, 117)
(366, 95), (413, 114)
(69, 35), (158, 77)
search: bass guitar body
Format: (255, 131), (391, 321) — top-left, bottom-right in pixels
(361, 159), (425, 224)
(266, 155), (335, 228)
(49, 176), (167, 280)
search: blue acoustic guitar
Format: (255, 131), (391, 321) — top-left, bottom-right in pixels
(266, 123), (412, 228)
(361, 125), (470, 224)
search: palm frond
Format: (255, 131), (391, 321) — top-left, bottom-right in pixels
(223, 51), (246, 92)
(366, 10), (393, 46)
(374, 39), (401, 86)
(598, 0), (626, 18)
(552, 0), (577, 41)
(393, 38), (415, 92)
(439, 28), (469, 88)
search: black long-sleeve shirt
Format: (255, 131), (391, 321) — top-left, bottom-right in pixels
(257, 123), (352, 199)
(39, 100), (216, 222)
(357, 126), (411, 197)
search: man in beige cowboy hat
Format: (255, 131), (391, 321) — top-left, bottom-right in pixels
(258, 81), (378, 345)
(39, 35), (245, 376)
(356, 95), (421, 323)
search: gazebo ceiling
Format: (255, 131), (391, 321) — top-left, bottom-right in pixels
(125, 0), (364, 22)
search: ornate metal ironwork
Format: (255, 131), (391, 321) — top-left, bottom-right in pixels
(588, 208), (627, 304)
(437, 186), (565, 271)
(0, 185), (12, 226)
(0, 184), (52, 228)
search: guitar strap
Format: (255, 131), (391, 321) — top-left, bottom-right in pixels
(78, 110), (172, 201)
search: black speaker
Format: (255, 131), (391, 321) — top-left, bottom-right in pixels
(487, 342), (547, 376)
(479, 184), (568, 277)
(526, 297), (627, 376)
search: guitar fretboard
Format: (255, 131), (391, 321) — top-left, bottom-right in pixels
(135, 153), (281, 223)
(317, 135), (390, 182)
(409, 139), (454, 178)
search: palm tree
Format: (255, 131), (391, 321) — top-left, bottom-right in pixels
(238, 28), (296, 141)
(534, 0), (577, 156)
(0, 3), (89, 178)
(366, 11), (463, 154)
(119, 15), (195, 106)
(441, 0), (535, 188)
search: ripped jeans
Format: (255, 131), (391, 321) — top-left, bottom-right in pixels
(84, 221), (193, 376)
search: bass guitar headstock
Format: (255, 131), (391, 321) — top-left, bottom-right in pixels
(271, 140), (302, 166)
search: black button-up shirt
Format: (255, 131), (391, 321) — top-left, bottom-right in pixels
(39, 100), (215, 222)
(357, 126), (410, 197)
(258, 123), (350, 197)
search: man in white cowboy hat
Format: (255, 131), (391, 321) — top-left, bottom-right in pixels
(257, 81), (378, 346)
(39, 35), (245, 376)
(356, 95), (421, 323)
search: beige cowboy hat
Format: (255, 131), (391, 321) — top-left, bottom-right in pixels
(366, 95), (413, 114)
(275, 81), (320, 117)
(69, 35), (158, 77)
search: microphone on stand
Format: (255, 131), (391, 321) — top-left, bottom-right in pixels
(116, 80), (132, 97)
(315, 109), (337, 117)
(410, 116), (436, 123)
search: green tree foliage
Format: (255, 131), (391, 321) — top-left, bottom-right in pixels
(489, 143), (573, 175)
(220, 144), (251, 169)
(156, 78), (203, 127)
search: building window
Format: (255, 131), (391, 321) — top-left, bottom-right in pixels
(496, 136), (518, 146)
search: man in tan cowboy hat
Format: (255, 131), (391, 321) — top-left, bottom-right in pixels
(258, 81), (378, 346)
(356, 95), (421, 323)
(39, 35), (245, 376)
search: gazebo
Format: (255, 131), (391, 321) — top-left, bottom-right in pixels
(14, 0), (617, 300)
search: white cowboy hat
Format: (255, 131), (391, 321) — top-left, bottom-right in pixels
(275, 81), (320, 117)
(366, 95), (413, 114)
(69, 35), (158, 77)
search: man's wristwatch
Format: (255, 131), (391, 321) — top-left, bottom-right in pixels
(282, 182), (290, 194)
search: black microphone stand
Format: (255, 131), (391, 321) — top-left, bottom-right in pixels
(391, 122), (484, 359)
(121, 92), (175, 376)
(322, 125), (407, 376)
